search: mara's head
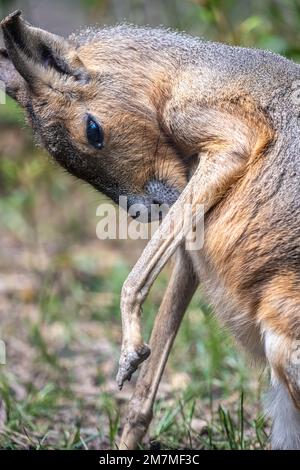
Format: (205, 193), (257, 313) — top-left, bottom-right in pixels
(0, 11), (188, 221)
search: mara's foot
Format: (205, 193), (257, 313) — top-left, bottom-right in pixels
(117, 343), (151, 389)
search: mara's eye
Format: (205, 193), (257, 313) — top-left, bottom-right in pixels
(86, 115), (104, 149)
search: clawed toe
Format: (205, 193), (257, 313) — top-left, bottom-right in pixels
(117, 344), (151, 389)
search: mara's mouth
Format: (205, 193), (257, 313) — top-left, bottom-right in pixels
(120, 180), (181, 223)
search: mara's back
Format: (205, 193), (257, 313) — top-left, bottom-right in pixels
(73, 25), (300, 104)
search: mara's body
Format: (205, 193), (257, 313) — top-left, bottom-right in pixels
(1, 11), (300, 449)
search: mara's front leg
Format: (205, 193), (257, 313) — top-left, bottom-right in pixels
(117, 149), (247, 388)
(119, 246), (198, 449)
(117, 104), (274, 389)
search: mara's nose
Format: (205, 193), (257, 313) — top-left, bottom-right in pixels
(145, 179), (180, 208)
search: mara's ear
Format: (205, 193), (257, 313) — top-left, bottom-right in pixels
(0, 47), (26, 104)
(1, 10), (89, 91)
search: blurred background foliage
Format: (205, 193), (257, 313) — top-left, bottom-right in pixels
(0, 0), (298, 450)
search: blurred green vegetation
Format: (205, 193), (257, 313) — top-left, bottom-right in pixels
(186, 0), (300, 59)
(0, 97), (24, 126)
(0, 0), (295, 450)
